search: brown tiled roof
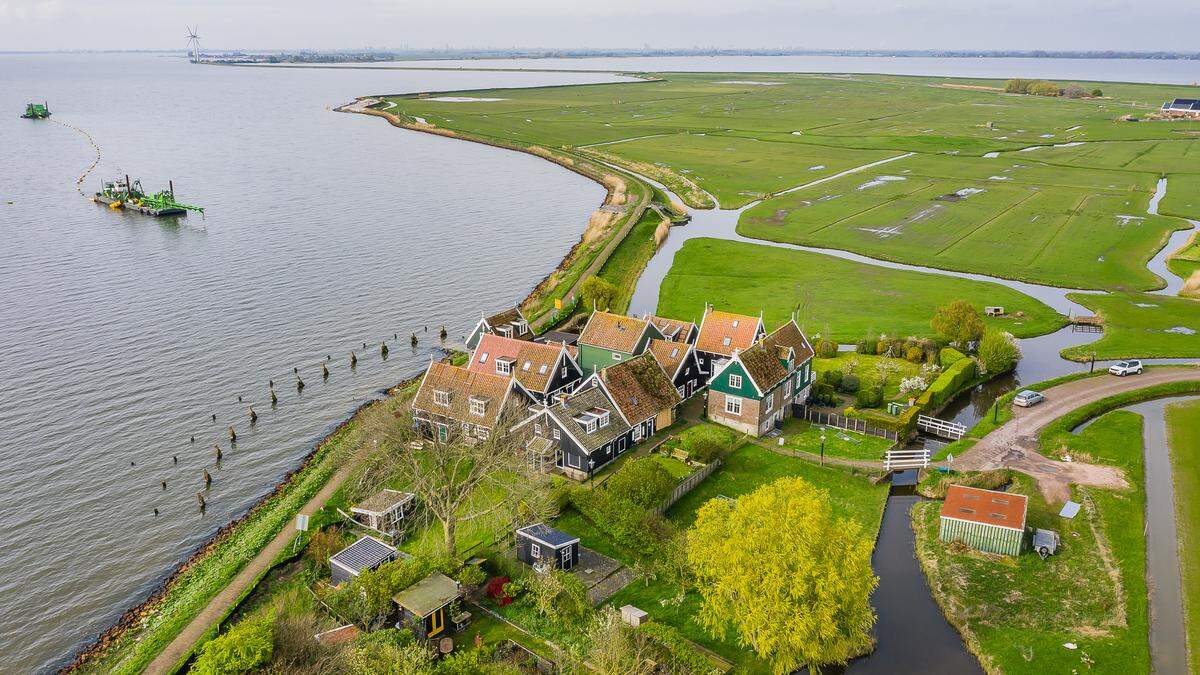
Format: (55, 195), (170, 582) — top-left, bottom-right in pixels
(543, 385), (630, 452)
(695, 310), (762, 357)
(579, 311), (653, 354)
(469, 334), (564, 394)
(599, 353), (681, 423)
(941, 485), (1027, 531)
(484, 307), (532, 340)
(412, 362), (515, 428)
(647, 339), (690, 379)
(644, 315), (695, 343)
(736, 320), (813, 390)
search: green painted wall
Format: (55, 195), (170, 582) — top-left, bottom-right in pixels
(709, 361), (761, 399)
(578, 344), (633, 374)
(939, 517), (1024, 556)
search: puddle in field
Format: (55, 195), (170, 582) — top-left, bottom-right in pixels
(857, 175), (907, 190)
(1165, 326), (1197, 335)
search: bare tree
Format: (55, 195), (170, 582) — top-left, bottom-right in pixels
(584, 607), (658, 675)
(364, 409), (554, 558)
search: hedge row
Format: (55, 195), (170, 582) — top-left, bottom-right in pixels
(639, 622), (723, 674)
(916, 356), (979, 411)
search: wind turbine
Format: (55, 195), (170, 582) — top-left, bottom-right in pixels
(186, 26), (201, 63)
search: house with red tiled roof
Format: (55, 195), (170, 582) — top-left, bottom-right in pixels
(647, 338), (706, 400)
(468, 334), (582, 403)
(412, 361), (530, 443)
(590, 353), (683, 436)
(694, 306), (765, 378)
(466, 306), (533, 350)
(706, 319), (814, 436)
(576, 311), (664, 374)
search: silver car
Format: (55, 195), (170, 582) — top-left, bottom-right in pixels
(1013, 390), (1046, 407)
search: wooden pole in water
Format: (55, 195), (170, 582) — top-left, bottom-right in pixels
(270, 387), (278, 406)
(440, 325), (447, 341)
(197, 492), (206, 510)
(228, 426), (237, 443)
(322, 363), (330, 379)
(381, 342), (389, 358)
(350, 351), (357, 368)
(296, 374), (305, 391)
(214, 444), (222, 461)
(411, 333), (418, 347)
(249, 406), (257, 424)
(203, 469), (212, 487)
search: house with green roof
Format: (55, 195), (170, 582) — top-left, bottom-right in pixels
(706, 319), (815, 436)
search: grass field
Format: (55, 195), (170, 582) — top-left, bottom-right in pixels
(814, 353), (922, 402)
(379, 72), (1200, 293)
(1166, 398), (1200, 674)
(775, 417), (896, 461)
(657, 238), (1065, 342)
(587, 442), (888, 672)
(1061, 291), (1200, 360)
(916, 410), (1150, 674)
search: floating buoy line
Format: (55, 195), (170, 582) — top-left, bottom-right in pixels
(52, 119), (101, 196)
(144, 325), (456, 516)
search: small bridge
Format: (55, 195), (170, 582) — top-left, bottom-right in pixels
(884, 448), (930, 471)
(917, 414), (967, 440)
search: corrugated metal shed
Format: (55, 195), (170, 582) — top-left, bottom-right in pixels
(938, 485), (1026, 556)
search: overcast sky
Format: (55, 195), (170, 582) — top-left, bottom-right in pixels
(1, 0), (1197, 53)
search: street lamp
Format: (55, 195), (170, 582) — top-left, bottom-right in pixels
(820, 433), (826, 466)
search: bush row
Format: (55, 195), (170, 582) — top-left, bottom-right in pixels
(639, 622), (721, 674)
(568, 488), (670, 559)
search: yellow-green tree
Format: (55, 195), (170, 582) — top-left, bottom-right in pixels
(931, 299), (985, 349)
(687, 478), (877, 673)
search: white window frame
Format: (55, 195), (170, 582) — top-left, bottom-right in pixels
(611, 352), (623, 361)
(530, 542), (541, 559)
(632, 426), (643, 442)
(725, 396), (742, 415)
(729, 374), (743, 389)
(469, 398), (486, 416)
(765, 392), (774, 410)
(434, 390), (451, 407)
(477, 427), (490, 440)
(552, 429), (561, 440)
(496, 360), (512, 375)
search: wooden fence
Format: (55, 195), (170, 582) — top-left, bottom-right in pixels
(794, 405), (899, 442)
(651, 459), (721, 516)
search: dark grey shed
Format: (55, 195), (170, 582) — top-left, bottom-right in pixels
(329, 535), (399, 585)
(516, 523), (580, 570)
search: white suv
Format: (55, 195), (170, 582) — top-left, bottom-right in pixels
(1108, 360), (1144, 377)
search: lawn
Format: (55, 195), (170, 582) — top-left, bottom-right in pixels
(813, 352), (922, 402)
(378, 72), (1200, 292)
(657, 238), (1065, 343)
(916, 410), (1149, 674)
(1166, 398), (1200, 674)
(563, 442), (888, 672)
(1061, 291), (1200, 360)
(776, 417), (896, 461)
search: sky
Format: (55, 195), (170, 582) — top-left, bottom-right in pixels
(1, 0), (1198, 53)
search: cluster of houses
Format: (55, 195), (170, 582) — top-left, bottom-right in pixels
(411, 304), (816, 479)
(1161, 98), (1200, 118)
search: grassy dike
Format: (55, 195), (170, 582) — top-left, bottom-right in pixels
(1165, 398), (1200, 673)
(68, 382), (419, 674)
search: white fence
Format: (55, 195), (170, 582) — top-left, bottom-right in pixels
(884, 448), (930, 471)
(794, 405), (900, 442)
(916, 414), (966, 440)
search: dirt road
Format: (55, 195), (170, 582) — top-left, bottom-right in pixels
(953, 366), (1200, 502)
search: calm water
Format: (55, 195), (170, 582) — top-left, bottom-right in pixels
(360, 54), (1200, 85)
(0, 53), (627, 672)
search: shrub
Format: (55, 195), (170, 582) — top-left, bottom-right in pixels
(899, 376), (927, 398)
(1063, 83), (1087, 99)
(192, 610), (274, 675)
(512, 569), (590, 626)
(815, 339), (838, 359)
(822, 370), (843, 388)
(1092, 88), (1103, 97)
(580, 276), (616, 311)
(875, 339), (890, 355)
(977, 329), (1021, 375)
(855, 386), (883, 408)
(606, 457), (675, 508)
(340, 629), (431, 675)
(568, 488), (671, 557)
(1028, 80), (1061, 96)
(939, 347), (966, 367)
(838, 374), (861, 394)
(904, 346), (924, 363)
(855, 339), (877, 355)
(813, 383), (837, 406)
(687, 438), (723, 464)
(915, 357), (979, 410)
(1004, 78), (1034, 94)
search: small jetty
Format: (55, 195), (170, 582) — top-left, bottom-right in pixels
(1070, 314), (1104, 334)
(20, 102), (50, 119)
(93, 176), (204, 217)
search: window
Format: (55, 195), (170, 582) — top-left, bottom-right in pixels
(632, 426), (643, 441)
(522, 361), (532, 371)
(434, 390), (451, 407)
(461, 422), (470, 431)
(497, 325), (512, 337)
(612, 352), (622, 361)
(765, 392), (774, 409)
(561, 366), (567, 377)
(477, 427), (490, 440)
(530, 543), (541, 559)
(513, 320), (528, 334)
(725, 396), (742, 415)
(478, 352), (489, 364)
(731, 319), (740, 328)
(722, 337), (732, 347)
(553, 429), (561, 440)
(534, 423), (543, 436)
(496, 360), (512, 375)
(785, 380), (793, 397)
(597, 411), (610, 427)
(729, 374), (742, 389)
(469, 398), (486, 416)
(585, 419), (598, 433)
(677, 385), (686, 398)
(538, 364), (547, 375)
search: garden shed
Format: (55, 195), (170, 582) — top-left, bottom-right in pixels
(939, 485), (1027, 556)
(329, 535), (400, 585)
(393, 571), (462, 639)
(516, 523), (580, 571)
(350, 489), (416, 533)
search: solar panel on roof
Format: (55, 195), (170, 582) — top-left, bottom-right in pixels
(331, 537), (395, 572)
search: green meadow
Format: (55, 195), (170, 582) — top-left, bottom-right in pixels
(656, 238), (1064, 342)
(383, 72), (1200, 293)
(1062, 291), (1200, 360)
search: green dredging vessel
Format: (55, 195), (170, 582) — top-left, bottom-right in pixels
(94, 176), (204, 217)
(21, 102), (50, 119)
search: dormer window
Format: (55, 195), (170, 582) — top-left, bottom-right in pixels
(496, 357), (514, 375)
(670, 347), (679, 358)
(538, 364), (548, 375)
(469, 397), (487, 416)
(496, 325), (512, 337)
(513, 320), (528, 334)
(434, 390), (452, 407)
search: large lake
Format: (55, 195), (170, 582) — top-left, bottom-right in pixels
(1, 52), (1194, 672)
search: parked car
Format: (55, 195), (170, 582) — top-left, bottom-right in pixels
(1013, 390), (1046, 408)
(1108, 360), (1144, 377)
